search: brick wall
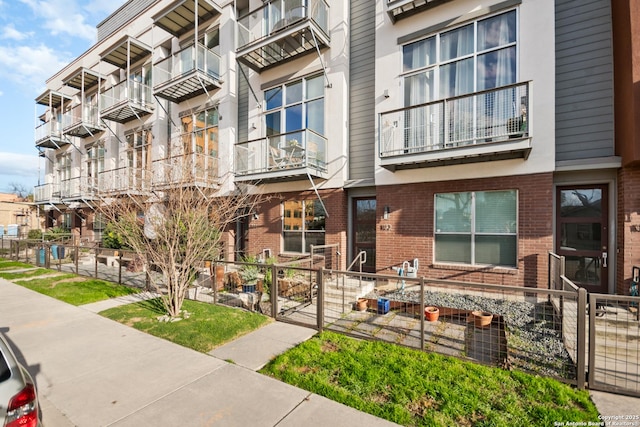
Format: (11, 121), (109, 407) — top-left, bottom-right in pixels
(245, 188), (347, 269)
(617, 165), (640, 294)
(376, 172), (554, 288)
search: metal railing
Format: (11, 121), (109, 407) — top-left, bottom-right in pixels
(35, 119), (62, 144)
(237, 0), (329, 50)
(62, 103), (101, 131)
(234, 129), (327, 176)
(154, 43), (220, 88)
(100, 80), (154, 112)
(379, 81), (530, 157)
(98, 166), (152, 194)
(151, 153), (219, 187)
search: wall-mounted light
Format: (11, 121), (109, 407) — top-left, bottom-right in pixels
(252, 210), (259, 220)
(251, 122), (256, 130)
(383, 89), (390, 98)
(383, 206), (390, 220)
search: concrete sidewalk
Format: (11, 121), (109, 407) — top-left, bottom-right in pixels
(0, 278), (397, 426)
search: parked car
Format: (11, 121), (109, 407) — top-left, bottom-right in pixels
(0, 332), (41, 427)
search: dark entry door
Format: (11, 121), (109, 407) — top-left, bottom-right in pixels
(352, 198), (376, 273)
(556, 185), (608, 293)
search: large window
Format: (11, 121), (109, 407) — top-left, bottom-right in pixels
(265, 74), (325, 136)
(283, 199), (326, 253)
(403, 10), (516, 105)
(434, 190), (517, 267)
(86, 143), (104, 190)
(181, 106), (219, 178)
(125, 128), (152, 188)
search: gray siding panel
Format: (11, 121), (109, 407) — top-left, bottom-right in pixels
(97, 0), (158, 42)
(237, 64), (249, 144)
(555, 0), (614, 161)
(349, 0), (376, 180)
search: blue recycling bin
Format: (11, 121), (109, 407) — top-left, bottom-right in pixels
(377, 298), (390, 314)
(51, 245), (58, 260)
(38, 248), (45, 266)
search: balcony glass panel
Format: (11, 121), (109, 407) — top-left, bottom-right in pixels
(379, 81), (530, 158)
(154, 43), (220, 88)
(235, 129), (326, 176)
(35, 120), (62, 144)
(237, 0), (329, 49)
(98, 166), (151, 194)
(100, 80), (153, 112)
(152, 152), (219, 187)
(62, 103), (101, 131)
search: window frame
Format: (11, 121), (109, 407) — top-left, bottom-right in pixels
(401, 8), (518, 105)
(282, 199), (326, 254)
(264, 74), (325, 137)
(433, 190), (518, 267)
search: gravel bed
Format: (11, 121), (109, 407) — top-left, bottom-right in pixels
(364, 289), (576, 379)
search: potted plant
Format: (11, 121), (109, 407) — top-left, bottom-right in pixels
(425, 306), (440, 322)
(471, 310), (493, 328)
(240, 256), (260, 293)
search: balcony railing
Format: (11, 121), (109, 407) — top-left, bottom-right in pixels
(235, 129), (327, 180)
(59, 176), (99, 200)
(379, 81), (531, 169)
(35, 120), (67, 149)
(100, 80), (154, 123)
(154, 43), (221, 103)
(152, 152), (219, 188)
(98, 166), (152, 194)
(34, 183), (60, 204)
(62, 104), (103, 138)
(236, 0), (330, 71)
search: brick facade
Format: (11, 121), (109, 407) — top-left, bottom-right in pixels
(244, 188), (348, 269)
(376, 172), (554, 288)
(617, 165), (640, 295)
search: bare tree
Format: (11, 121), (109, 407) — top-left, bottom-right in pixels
(99, 178), (261, 318)
(8, 182), (30, 200)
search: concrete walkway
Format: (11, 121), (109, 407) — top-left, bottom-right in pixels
(0, 278), (397, 426)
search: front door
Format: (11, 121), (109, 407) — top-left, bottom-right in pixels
(352, 198), (376, 273)
(556, 185), (609, 293)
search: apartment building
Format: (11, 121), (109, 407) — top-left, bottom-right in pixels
(33, 0), (639, 294)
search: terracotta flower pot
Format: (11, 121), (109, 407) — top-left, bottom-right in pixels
(356, 298), (368, 312)
(472, 310), (493, 328)
(425, 306), (439, 322)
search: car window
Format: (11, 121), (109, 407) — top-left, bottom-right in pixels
(0, 352), (10, 382)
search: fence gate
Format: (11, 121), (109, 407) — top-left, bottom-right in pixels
(587, 293), (640, 396)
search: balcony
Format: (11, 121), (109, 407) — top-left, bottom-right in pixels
(98, 167), (152, 195)
(386, 0), (454, 23)
(35, 120), (67, 149)
(236, 0), (330, 72)
(153, 43), (222, 103)
(235, 129), (327, 182)
(100, 80), (154, 124)
(61, 68), (105, 138)
(152, 153), (219, 189)
(35, 90), (71, 149)
(379, 81), (532, 170)
(153, 0), (221, 38)
(34, 183), (61, 204)
(60, 177), (100, 202)
(62, 104), (103, 138)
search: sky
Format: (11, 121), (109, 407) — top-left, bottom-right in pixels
(0, 0), (127, 194)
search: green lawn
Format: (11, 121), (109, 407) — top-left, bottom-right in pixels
(100, 298), (271, 353)
(0, 257), (139, 306)
(260, 331), (599, 426)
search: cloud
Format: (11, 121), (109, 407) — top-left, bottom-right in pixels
(18, 0), (96, 42)
(0, 152), (40, 180)
(1, 24), (32, 41)
(0, 44), (72, 92)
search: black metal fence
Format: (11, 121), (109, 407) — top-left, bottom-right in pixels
(2, 239), (638, 396)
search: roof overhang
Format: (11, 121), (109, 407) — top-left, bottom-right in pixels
(153, 0), (221, 37)
(100, 36), (152, 69)
(35, 90), (72, 108)
(62, 67), (105, 90)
